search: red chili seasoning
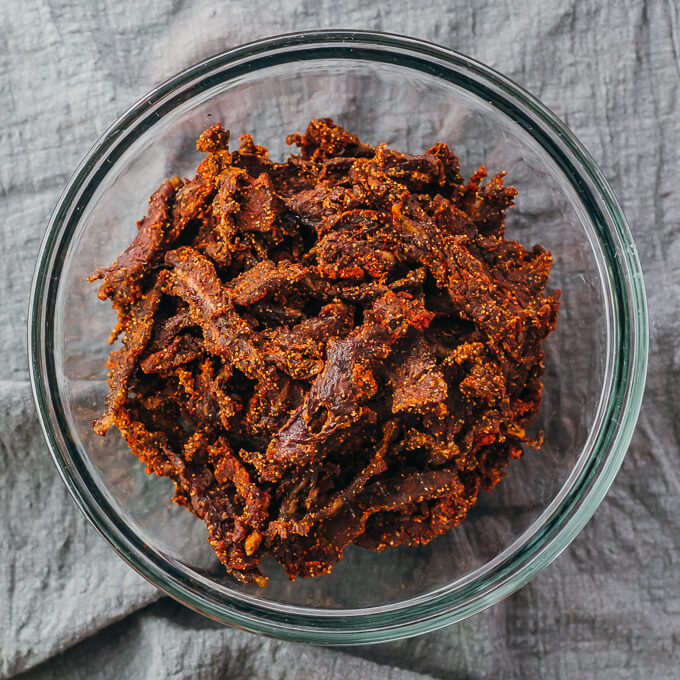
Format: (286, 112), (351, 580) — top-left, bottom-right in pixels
(89, 119), (560, 586)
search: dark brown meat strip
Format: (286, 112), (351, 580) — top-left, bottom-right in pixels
(390, 336), (448, 414)
(268, 420), (399, 539)
(88, 178), (181, 304)
(230, 259), (306, 306)
(392, 193), (559, 361)
(468, 172), (517, 236)
(117, 408), (267, 585)
(93, 280), (165, 435)
(140, 334), (203, 375)
(211, 437), (270, 530)
(236, 172), (284, 237)
(305, 267), (427, 305)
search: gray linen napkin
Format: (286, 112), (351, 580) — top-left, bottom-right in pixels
(2, 1), (678, 678)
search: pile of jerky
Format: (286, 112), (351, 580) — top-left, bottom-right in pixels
(90, 118), (560, 585)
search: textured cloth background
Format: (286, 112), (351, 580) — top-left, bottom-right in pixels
(1, 1), (679, 678)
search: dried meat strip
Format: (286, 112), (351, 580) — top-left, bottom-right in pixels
(263, 302), (353, 380)
(163, 246), (274, 385)
(268, 420), (399, 540)
(89, 178), (182, 305)
(271, 468), (465, 578)
(230, 259), (306, 306)
(392, 193), (559, 361)
(286, 117), (374, 161)
(140, 333), (203, 375)
(390, 336), (448, 415)
(94, 280), (165, 435)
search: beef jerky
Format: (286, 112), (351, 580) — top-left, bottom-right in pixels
(93, 279), (165, 435)
(390, 336), (448, 415)
(89, 178), (181, 304)
(91, 118), (559, 586)
(263, 291), (434, 480)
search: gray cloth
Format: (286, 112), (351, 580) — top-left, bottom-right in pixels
(1, 0), (678, 678)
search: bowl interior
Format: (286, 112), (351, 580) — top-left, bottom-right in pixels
(53, 57), (609, 611)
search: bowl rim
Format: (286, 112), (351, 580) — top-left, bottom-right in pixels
(28, 29), (648, 644)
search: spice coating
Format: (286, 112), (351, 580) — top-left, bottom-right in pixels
(90, 119), (560, 585)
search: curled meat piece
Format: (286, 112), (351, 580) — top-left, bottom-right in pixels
(199, 166), (246, 267)
(245, 373), (303, 437)
(356, 486), (477, 551)
(375, 144), (446, 192)
(449, 341), (507, 405)
(268, 420), (399, 540)
(392, 193), (560, 361)
(89, 178), (181, 304)
(210, 437), (270, 530)
(390, 337), (448, 415)
(118, 408), (269, 585)
(140, 333), (203, 375)
(177, 359), (241, 429)
(425, 142), (465, 198)
(286, 117), (374, 161)
(146, 307), (195, 351)
(469, 171), (518, 236)
(230, 259), (306, 306)
(270, 467), (465, 578)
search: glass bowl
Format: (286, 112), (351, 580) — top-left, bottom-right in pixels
(29, 30), (648, 644)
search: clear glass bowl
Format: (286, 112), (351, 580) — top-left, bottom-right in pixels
(29, 31), (648, 644)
